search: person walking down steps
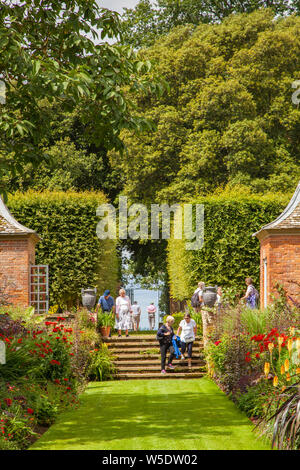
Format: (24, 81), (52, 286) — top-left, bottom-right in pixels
(115, 288), (132, 338)
(156, 316), (175, 374)
(147, 302), (156, 330)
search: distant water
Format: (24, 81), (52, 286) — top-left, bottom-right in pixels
(130, 288), (162, 330)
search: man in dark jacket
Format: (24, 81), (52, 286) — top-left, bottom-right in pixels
(156, 316), (175, 374)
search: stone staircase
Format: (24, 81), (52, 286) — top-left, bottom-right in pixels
(102, 335), (206, 380)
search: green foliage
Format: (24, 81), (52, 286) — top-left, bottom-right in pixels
(87, 345), (116, 381)
(240, 308), (268, 336)
(120, 1), (296, 49)
(34, 396), (59, 427)
(0, 1), (165, 195)
(235, 380), (271, 418)
(112, 10), (300, 202)
(97, 313), (115, 328)
(167, 191), (289, 300)
(7, 191), (119, 308)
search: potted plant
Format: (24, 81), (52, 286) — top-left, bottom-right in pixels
(97, 313), (114, 337)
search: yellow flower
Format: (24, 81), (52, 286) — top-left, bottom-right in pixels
(296, 338), (300, 351)
(287, 338), (293, 356)
(268, 343), (274, 354)
(286, 372), (291, 381)
(289, 327), (295, 337)
(273, 375), (278, 387)
(296, 368), (300, 375)
(284, 359), (289, 372)
(264, 362), (270, 377)
(278, 336), (284, 346)
(280, 365), (285, 375)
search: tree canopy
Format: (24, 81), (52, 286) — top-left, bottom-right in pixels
(110, 9), (300, 203)
(120, 0), (299, 49)
(0, 0), (163, 195)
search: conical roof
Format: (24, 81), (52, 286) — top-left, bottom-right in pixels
(253, 181), (300, 239)
(0, 197), (39, 239)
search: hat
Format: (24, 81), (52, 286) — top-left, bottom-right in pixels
(104, 289), (110, 296)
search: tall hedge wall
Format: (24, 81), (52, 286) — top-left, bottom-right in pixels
(167, 191), (291, 301)
(8, 191), (119, 308)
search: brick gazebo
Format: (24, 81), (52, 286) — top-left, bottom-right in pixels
(253, 182), (300, 308)
(0, 198), (41, 307)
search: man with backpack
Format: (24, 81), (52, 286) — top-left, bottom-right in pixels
(191, 281), (205, 312)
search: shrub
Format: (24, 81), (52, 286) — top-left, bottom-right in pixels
(7, 191), (119, 308)
(235, 380), (271, 418)
(167, 192), (289, 301)
(87, 344), (116, 381)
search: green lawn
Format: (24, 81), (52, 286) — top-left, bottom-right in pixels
(30, 378), (269, 450)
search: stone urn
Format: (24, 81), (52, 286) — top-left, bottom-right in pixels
(202, 286), (217, 307)
(81, 287), (97, 311)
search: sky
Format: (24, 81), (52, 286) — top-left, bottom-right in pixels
(97, 1), (140, 14)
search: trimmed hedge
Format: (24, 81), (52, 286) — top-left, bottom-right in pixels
(167, 190), (291, 301)
(7, 191), (119, 308)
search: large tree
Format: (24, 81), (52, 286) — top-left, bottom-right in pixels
(110, 9), (300, 203)
(120, 0), (296, 48)
(0, 0), (162, 195)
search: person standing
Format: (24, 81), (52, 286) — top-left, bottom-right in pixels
(191, 281), (205, 312)
(131, 300), (141, 331)
(115, 288), (132, 338)
(156, 316), (175, 374)
(147, 302), (156, 330)
(241, 278), (259, 310)
(95, 289), (114, 316)
(177, 313), (197, 370)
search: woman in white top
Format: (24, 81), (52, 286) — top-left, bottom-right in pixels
(115, 288), (132, 337)
(177, 313), (197, 369)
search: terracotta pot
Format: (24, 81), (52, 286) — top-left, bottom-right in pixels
(100, 326), (111, 337)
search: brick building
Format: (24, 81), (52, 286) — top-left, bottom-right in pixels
(0, 198), (40, 307)
(253, 182), (300, 309)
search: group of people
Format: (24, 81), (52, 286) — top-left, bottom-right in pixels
(95, 288), (158, 337)
(192, 277), (259, 312)
(157, 313), (197, 374)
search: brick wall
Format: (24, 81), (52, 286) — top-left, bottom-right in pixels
(260, 234), (300, 308)
(0, 236), (36, 307)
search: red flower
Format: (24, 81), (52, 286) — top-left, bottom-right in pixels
(245, 356), (251, 363)
(27, 408), (34, 415)
(4, 398), (12, 407)
(214, 341), (221, 346)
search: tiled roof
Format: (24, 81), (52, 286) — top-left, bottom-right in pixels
(254, 181), (300, 236)
(0, 197), (38, 236)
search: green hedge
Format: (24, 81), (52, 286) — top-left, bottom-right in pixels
(8, 191), (119, 308)
(167, 190), (290, 301)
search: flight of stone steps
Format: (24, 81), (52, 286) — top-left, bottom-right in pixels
(102, 335), (206, 380)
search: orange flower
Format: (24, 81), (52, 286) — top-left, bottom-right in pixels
(281, 386), (286, 392)
(287, 339), (293, 356)
(273, 376), (278, 387)
(280, 365), (285, 375)
(284, 358), (289, 372)
(264, 362), (270, 377)
(296, 368), (300, 375)
(286, 372), (291, 381)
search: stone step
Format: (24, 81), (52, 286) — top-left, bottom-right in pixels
(113, 353), (204, 361)
(116, 365), (206, 372)
(113, 359), (206, 367)
(114, 372), (205, 380)
(103, 336), (203, 344)
(107, 342), (203, 350)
